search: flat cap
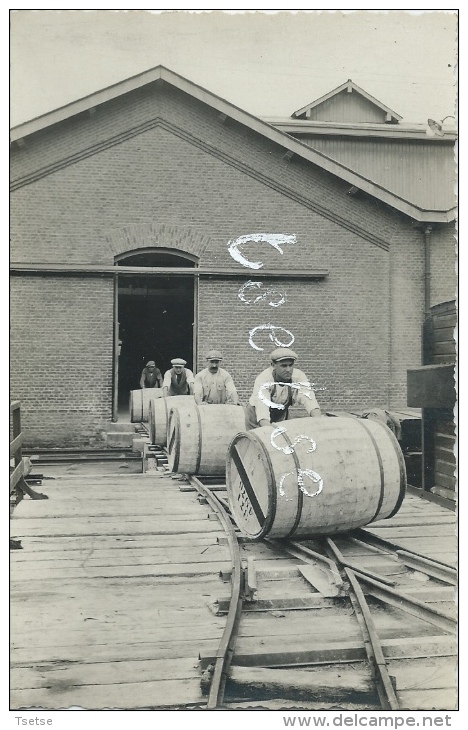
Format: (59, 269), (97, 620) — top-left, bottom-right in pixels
(206, 349), (223, 361)
(270, 347), (298, 362)
(171, 358), (187, 366)
(146, 360), (156, 367)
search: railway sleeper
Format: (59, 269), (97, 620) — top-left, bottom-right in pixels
(199, 635), (456, 672)
(224, 664), (379, 706)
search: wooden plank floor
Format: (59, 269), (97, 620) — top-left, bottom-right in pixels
(363, 493), (457, 566)
(10, 472), (232, 710)
(10, 473), (457, 710)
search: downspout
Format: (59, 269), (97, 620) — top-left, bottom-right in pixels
(421, 225), (433, 491)
(422, 226), (433, 365)
(424, 226), (433, 317)
(112, 272), (119, 422)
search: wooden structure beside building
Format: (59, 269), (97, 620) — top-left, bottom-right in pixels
(407, 300), (457, 503)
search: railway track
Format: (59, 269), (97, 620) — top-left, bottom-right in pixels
(17, 437), (456, 710)
(185, 473), (457, 711)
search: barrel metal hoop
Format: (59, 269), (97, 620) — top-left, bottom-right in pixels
(194, 405), (203, 475)
(140, 391), (144, 422)
(353, 418), (386, 523)
(163, 398), (169, 445)
(169, 408), (181, 472)
(363, 418), (407, 518)
(246, 431), (277, 539)
(278, 429), (304, 539)
(149, 400), (154, 443)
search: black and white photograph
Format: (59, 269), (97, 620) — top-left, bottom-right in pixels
(9, 7), (458, 720)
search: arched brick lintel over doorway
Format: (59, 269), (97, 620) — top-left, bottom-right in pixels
(105, 222), (212, 261)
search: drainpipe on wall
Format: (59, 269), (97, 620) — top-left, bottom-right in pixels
(422, 226), (434, 366)
(421, 225), (433, 492)
(424, 226), (433, 318)
(112, 273), (119, 422)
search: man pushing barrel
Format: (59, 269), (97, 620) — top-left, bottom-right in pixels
(162, 358), (195, 397)
(245, 347), (321, 429)
(193, 350), (240, 405)
(139, 360), (163, 389)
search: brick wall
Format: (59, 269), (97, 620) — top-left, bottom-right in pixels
(10, 82), (454, 445)
(10, 276), (113, 447)
(198, 244), (390, 411)
(387, 227), (425, 408)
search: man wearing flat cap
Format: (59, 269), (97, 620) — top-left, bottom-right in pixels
(139, 360), (163, 389)
(162, 358), (195, 397)
(193, 350), (240, 405)
(246, 347), (321, 429)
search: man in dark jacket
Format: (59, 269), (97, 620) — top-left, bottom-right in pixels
(162, 358), (195, 397)
(139, 360), (163, 389)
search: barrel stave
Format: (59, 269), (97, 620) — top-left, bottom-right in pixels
(149, 395), (194, 446)
(168, 403), (246, 476)
(130, 388), (163, 423)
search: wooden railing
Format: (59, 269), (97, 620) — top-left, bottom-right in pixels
(10, 401), (47, 504)
(10, 401), (25, 499)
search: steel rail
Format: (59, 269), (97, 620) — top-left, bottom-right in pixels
(326, 538), (400, 710)
(352, 528), (455, 569)
(188, 475), (244, 708)
(183, 476), (455, 708)
(286, 539), (397, 587)
(395, 549), (457, 585)
(355, 573), (457, 634)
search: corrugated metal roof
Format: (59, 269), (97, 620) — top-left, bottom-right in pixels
(289, 136), (456, 211)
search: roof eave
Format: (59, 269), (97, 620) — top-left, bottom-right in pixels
(10, 66), (454, 223)
(265, 120), (458, 141)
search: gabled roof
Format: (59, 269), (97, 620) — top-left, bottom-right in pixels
(10, 66), (452, 223)
(292, 79), (402, 124)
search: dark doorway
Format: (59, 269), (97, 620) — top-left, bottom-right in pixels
(116, 250), (196, 415)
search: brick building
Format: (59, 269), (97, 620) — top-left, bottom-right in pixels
(10, 67), (457, 447)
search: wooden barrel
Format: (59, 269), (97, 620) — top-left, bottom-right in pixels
(226, 416), (406, 540)
(129, 388), (163, 423)
(167, 403), (246, 476)
(148, 395), (194, 446)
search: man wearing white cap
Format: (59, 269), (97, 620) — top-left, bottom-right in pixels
(162, 358), (195, 397)
(193, 350), (239, 405)
(246, 347), (321, 429)
(139, 360), (163, 389)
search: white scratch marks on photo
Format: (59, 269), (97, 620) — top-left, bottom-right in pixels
(238, 280), (287, 307)
(279, 469), (324, 499)
(248, 323), (295, 351)
(228, 233), (297, 269)
(270, 426), (317, 455)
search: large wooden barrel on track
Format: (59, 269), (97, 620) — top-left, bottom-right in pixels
(167, 403), (246, 476)
(226, 416), (406, 540)
(149, 395), (194, 446)
(129, 388), (163, 423)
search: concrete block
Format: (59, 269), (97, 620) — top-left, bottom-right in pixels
(108, 423), (137, 433)
(132, 436), (149, 454)
(107, 431), (135, 448)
